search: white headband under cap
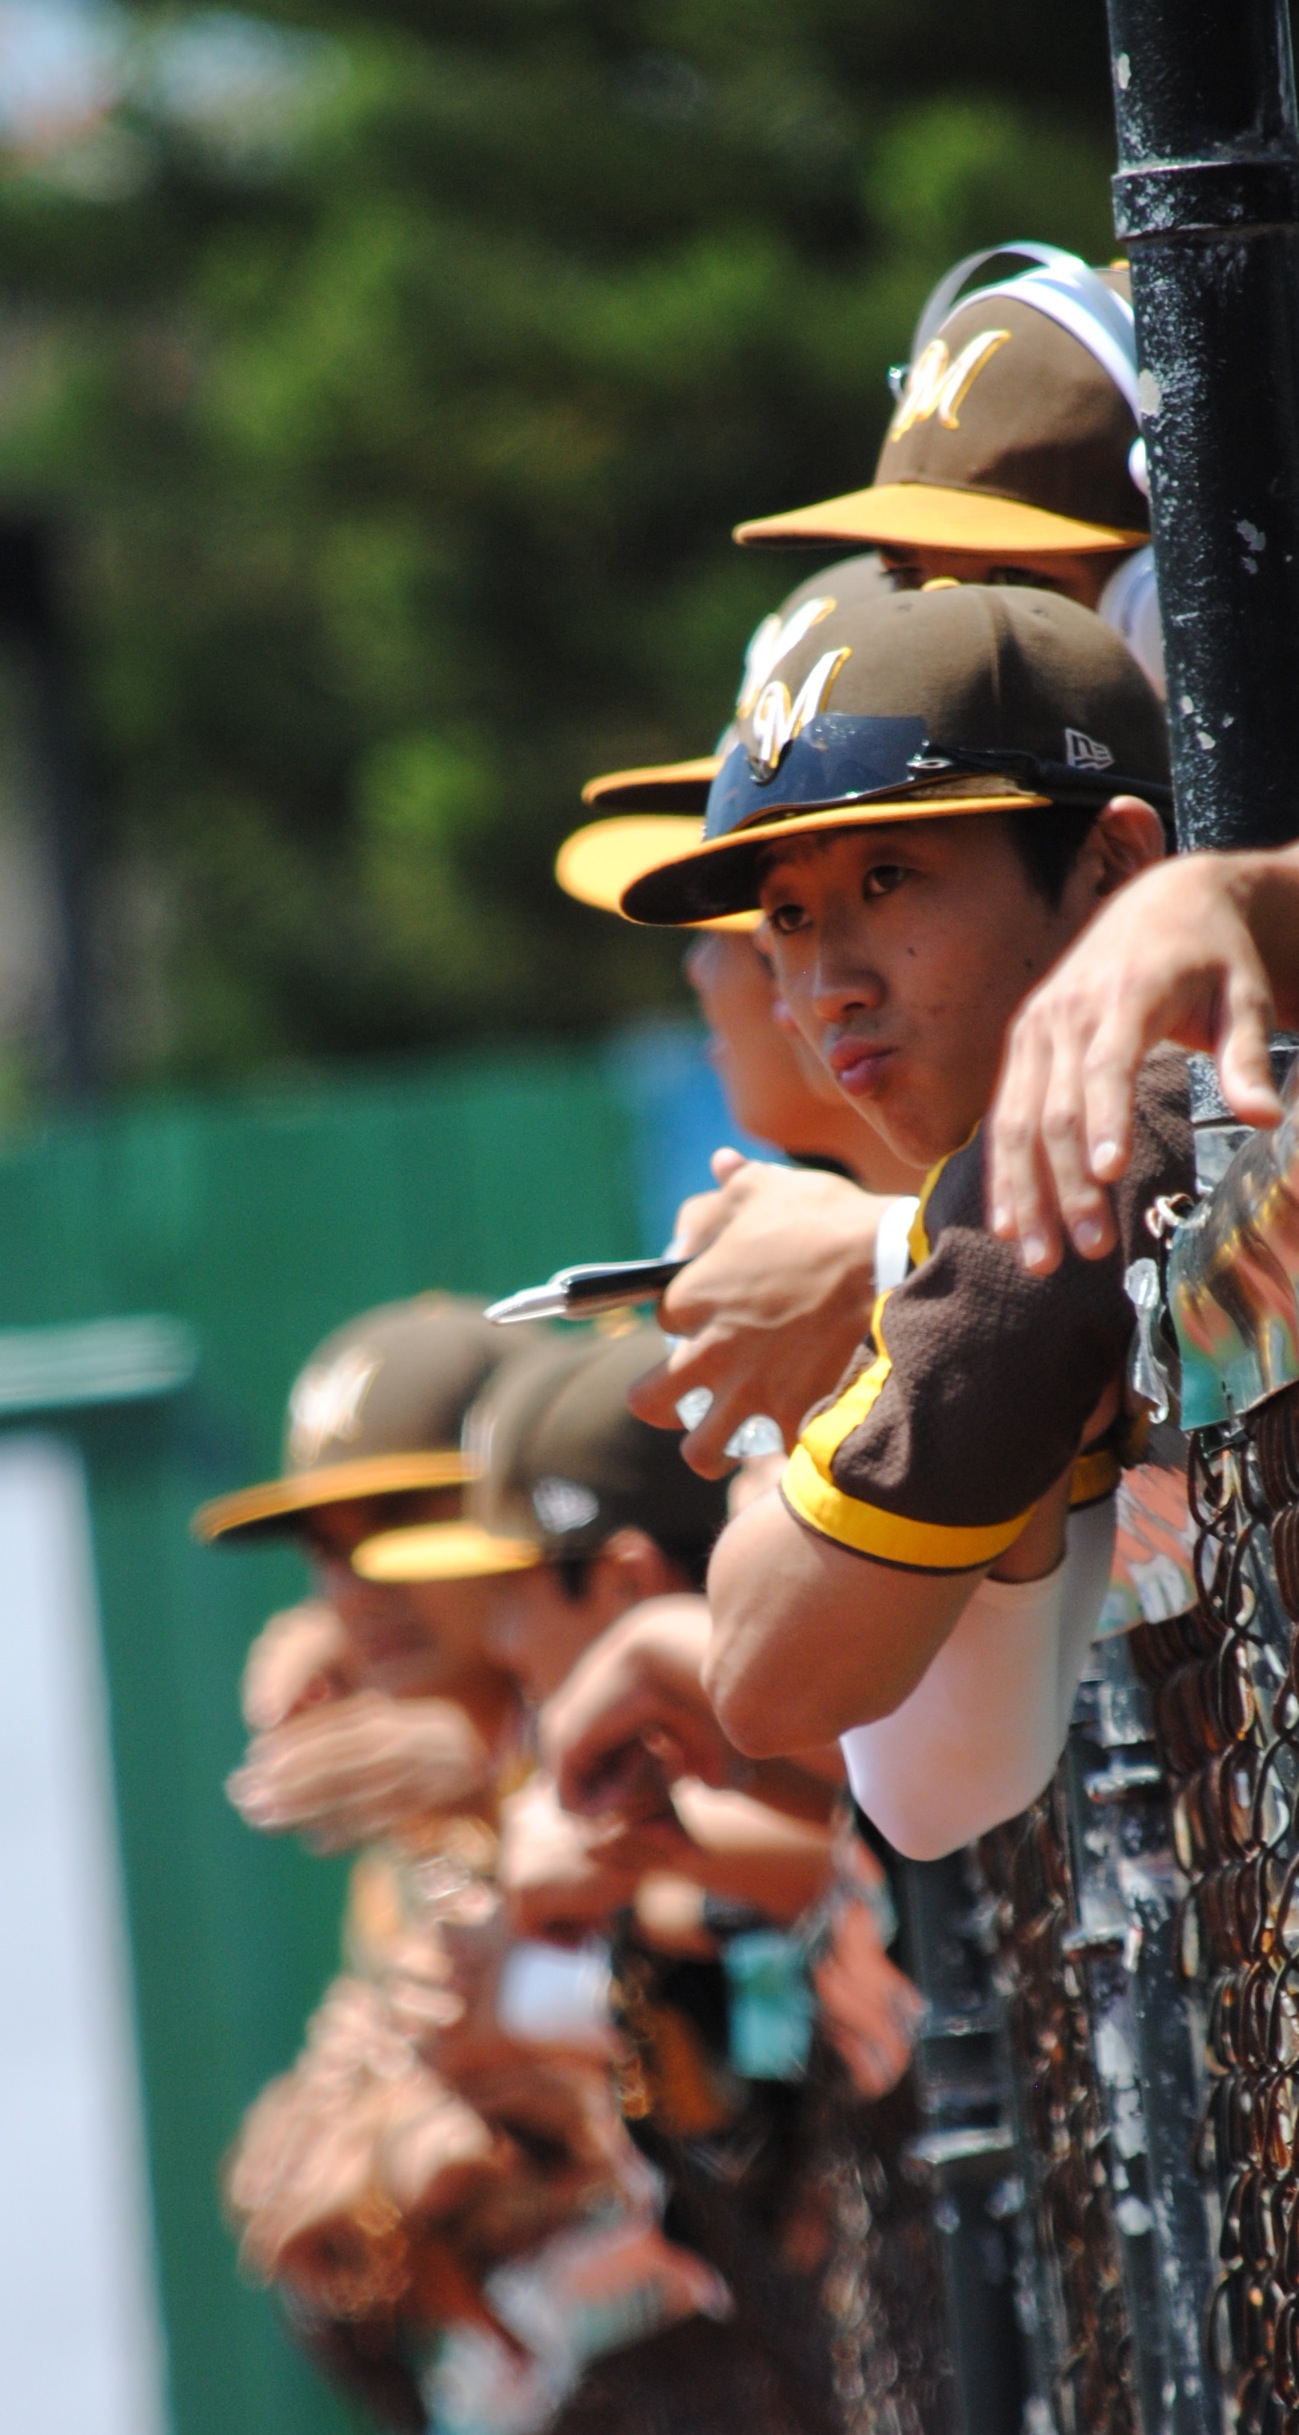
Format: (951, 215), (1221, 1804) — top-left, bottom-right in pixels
(902, 242), (1148, 497)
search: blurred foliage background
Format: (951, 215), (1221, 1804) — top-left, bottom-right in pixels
(0, 0), (1122, 1087)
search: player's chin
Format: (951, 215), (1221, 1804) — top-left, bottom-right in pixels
(877, 1076), (950, 1168)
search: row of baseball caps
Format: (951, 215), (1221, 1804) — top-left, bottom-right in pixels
(194, 1297), (728, 1578)
(194, 245), (1168, 1573)
(557, 241), (1170, 937)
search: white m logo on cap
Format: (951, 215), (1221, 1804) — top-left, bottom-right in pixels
(889, 329), (1012, 439)
(737, 594), (837, 718)
(746, 648), (852, 780)
(288, 1346), (381, 1467)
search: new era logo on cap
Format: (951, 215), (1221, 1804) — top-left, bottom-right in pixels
(1064, 728), (1115, 773)
(532, 1476), (601, 1535)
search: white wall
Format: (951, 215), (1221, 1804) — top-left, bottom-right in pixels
(0, 1432), (168, 2435)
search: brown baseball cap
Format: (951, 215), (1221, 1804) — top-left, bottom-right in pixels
(579, 760), (721, 815)
(193, 1294), (531, 1543)
(618, 581), (1169, 928)
(736, 250), (1148, 557)
(556, 810), (758, 934)
(559, 557), (895, 927)
(354, 1327), (729, 1583)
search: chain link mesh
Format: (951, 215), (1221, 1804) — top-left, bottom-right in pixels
(979, 1788), (1140, 2435)
(1122, 1383), (1299, 2435)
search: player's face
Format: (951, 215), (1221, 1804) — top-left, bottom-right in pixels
(481, 1563), (611, 1704)
(303, 1491), (498, 1699)
(683, 927), (868, 1152)
(880, 546), (1122, 610)
(757, 817), (1079, 1169)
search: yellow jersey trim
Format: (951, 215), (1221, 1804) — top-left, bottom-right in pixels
(1070, 1444), (1121, 1507)
(782, 1443), (1029, 1571)
(906, 1158), (947, 1268)
(799, 1342), (894, 1478)
(786, 1185), (1108, 1573)
(905, 1129), (977, 1269)
(786, 1307), (1031, 1572)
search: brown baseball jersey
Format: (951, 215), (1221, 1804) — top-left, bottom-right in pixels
(782, 1048), (1193, 1573)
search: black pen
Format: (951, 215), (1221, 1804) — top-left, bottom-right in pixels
(485, 1255), (685, 1325)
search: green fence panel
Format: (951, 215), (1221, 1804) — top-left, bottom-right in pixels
(0, 1043), (644, 2435)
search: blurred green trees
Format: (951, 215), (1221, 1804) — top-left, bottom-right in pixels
(0, 0), (1119, 1081)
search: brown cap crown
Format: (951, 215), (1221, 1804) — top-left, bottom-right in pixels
(468, 1326), (729, 1568)
(620, 583), (1168, 926)
(726, 578), (1167, 776)
(194, 1294), (531, 1542)
(735, 261), (1148, 555)
(560, 558), (893, 926)
(280, 1297), (505, 1475)
(875, 293), (1145, 536)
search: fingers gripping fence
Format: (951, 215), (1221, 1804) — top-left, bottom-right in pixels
(984, 1050), (1299, 2435)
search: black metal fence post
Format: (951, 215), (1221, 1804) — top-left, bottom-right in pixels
(1104, 0), (1299, 853)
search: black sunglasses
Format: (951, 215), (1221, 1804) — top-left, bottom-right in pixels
(702, 716), (1173, 844)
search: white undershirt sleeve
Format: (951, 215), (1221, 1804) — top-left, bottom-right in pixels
(839, 1496), (1117, 1860)
(873, 1196), (921, 1295)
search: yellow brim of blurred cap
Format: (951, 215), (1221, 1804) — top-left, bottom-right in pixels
(580, 755), (721, 810)
(556, 816), (759, 932)
(354, 1520), (543, 1582)
(192, 1450), (476, 1543)
(733, 481), (1149, 556)
(621, 783), (1052, 924)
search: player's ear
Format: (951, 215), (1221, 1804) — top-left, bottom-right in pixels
(1088, 794), (1168, 900)
(599, 1527), (681, 1603)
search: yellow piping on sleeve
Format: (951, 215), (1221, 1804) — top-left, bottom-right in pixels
(782, 1316), (1031, 1573)
(782, 1443), (1028, 1570)
(906, 1160), (943, 1268)
(1070, 1444), (1121, 1507)
(905, 1130), (979, 1271)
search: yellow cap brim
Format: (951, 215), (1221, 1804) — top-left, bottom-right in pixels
(734, 481), (1148, 556)
(556, 816), (759, 932)
(354, 1520), (542, 1582)
(580, 756), (720, 810)
(192, 1451), (475, 1544)
(621, 784), (1051, 927)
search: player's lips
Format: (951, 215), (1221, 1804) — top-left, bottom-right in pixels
(827, 1037), (895, 1096)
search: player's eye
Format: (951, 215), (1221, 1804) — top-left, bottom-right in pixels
(862, 863), (908, 900)
(765, 899), (810, 936)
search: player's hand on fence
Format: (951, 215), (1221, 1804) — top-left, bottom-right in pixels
(813, 1899), (925, 2098)
(240, 1599), (358, 1731)
(989, 845), (1282, 1276)
(631, 1154), (884, 1477)
(540, 1597), (734, 1820)
(498, 1775), (644, 1941)
(228, 1690), (492, 1850)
